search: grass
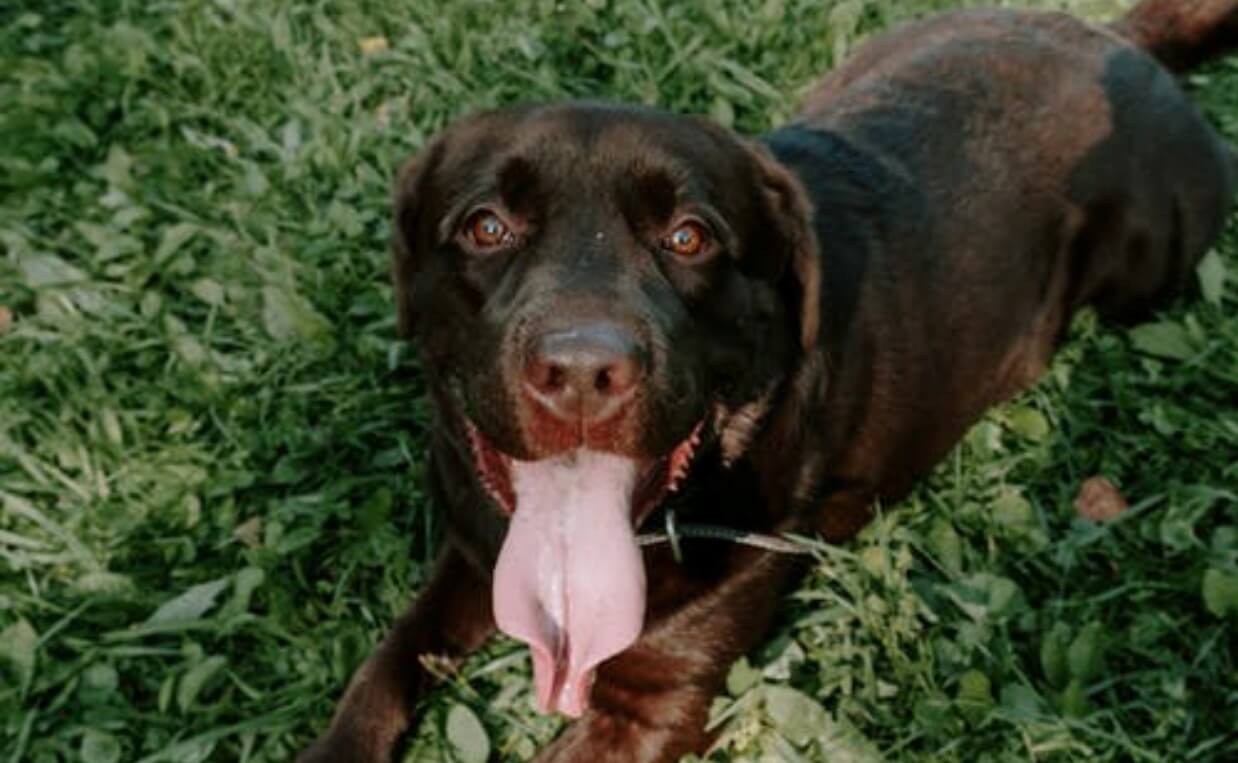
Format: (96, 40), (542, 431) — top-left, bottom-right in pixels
(0, 0), (1235, 760)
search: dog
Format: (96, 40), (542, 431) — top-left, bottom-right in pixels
(301, 1), (1237, 760)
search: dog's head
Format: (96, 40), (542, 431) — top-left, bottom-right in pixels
(393, 103), (819, 715)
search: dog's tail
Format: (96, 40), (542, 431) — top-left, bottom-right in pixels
(1111, 0), (1238, 72)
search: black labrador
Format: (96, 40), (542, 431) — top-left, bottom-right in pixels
(302, 1), (1237, 760)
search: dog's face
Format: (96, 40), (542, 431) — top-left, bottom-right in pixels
(393, 103), (819, 717)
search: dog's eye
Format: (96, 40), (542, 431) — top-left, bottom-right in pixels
(463, 209), (513, 250)
(662, 221), (711, 260)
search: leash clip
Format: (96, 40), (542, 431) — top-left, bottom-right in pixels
(665, 508), (685, 563)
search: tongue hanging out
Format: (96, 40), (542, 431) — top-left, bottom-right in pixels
(492, 451), (647, 717)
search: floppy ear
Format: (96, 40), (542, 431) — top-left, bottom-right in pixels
(745, 141), (822, 351)
(391, 145), (440, 338)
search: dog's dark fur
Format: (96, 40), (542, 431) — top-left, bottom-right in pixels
(302, 2), (1238, 761)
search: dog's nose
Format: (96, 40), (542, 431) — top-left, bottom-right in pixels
(524, 323), (643, 422)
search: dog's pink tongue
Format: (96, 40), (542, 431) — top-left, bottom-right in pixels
(492, 452), (646, 717)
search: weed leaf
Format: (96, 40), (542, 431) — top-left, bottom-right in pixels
(1201, 568), (1238, 617)
(0, 619), (38, 695)
(445, 703), (490, 763)
(1197, 249), (1227, 305)
(177, 655), (228, 712)
(262, 285), (332, 342)
(763, 685), (828, 746)
(146, 578), (230, 626)
(80, 729), (123, 763)
(1129, 321), (1197, 360)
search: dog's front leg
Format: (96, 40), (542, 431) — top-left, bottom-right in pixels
(299, 543), (495, 763)
(534, 551), (808, 763)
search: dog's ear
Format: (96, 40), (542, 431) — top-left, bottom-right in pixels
(391, 144), (441, 338)
(744, 141), (821, 351)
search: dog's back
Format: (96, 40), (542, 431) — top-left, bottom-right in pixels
(795, 2), (1236, 318)
(1115, 0), (1238, 72)
(763, 0), (1237, 510)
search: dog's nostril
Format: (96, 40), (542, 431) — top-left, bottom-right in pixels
(594, 357), (639, 396)
(545, 364), (566, 392)
(526, 359), (567, 395)
(594, 368), (612, 393)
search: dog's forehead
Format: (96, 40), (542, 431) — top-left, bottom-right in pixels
(436, 103), (748, 193)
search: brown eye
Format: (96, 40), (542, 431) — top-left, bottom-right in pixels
(662, 221), (710, 259)
(463, 209), (512, 250)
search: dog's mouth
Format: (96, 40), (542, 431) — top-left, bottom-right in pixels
(466, 421), (703, 522)
(466, 419), (704, 717)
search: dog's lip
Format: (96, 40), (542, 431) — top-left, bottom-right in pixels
(465, 420), (517, 514)
(463, 418), (705, 523)
(520, 382), (639, 425)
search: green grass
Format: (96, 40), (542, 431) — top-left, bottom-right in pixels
(1, 0), (1235, 761)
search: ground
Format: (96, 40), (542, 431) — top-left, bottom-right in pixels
(0, 0), (1235, 761)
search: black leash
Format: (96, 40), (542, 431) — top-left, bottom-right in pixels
(635, 509), (814, 560)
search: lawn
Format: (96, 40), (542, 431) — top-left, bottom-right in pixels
(1, 0), (1235, 761)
